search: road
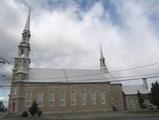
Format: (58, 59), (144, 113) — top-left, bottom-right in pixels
(1, 111), (159, 120)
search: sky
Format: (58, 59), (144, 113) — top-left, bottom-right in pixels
(1, 0), (159, 106)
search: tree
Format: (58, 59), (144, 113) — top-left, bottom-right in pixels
(150, 81), (159, 107)
(29, 101), (39, 116)
(137, 91), (145, 109)
(0, 101), (5, 111)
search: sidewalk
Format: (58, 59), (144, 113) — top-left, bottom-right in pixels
(0, 112), (8, 119)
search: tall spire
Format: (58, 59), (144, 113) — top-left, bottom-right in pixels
(24, 9), (30, 31)
(13, 9), (31, 78)
(99, 44), (108, 72)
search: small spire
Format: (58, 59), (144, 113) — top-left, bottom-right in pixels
(99, 44), (108, 72)
(100, 44), (104, 58)
(24, 8), (31, 31)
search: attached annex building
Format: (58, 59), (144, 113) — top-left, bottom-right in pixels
(9, 10), (124, 113)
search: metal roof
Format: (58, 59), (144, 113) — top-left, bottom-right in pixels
(122, 85), (149, 95)
(27, 68), (111, 83)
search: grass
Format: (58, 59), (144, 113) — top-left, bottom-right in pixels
(126, 110), (159, 114)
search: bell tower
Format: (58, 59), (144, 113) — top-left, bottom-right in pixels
(12, 9), (31, 81)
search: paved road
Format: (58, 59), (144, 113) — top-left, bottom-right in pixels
(1, 116), (159, 120)
(1, 111), (159, 120)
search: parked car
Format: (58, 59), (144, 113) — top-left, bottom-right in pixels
(147, 104), (157, 111)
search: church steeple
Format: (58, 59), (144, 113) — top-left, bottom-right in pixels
(21, 9), (31, 44)
(99, 44), (108, 72)
(18, 9), (31, 58)
(24, 9), (30, 31)
(12, 10), (31, 80)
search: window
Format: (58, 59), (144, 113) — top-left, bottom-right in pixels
(101, 91), (106, 104)
(13, 87), (17, 96)
(81, 90), (86, 105)
(70, 90), (76, 106)
(25, 92), (32, 107)
(59, 90), (65, 106)
(37, 92), (43, 107)
(90, 90), (96, 105)
(49, 92), (54, 106)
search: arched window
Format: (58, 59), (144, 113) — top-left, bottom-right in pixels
(101, 91), (106, 104)
(90, 90), (96, 105)
(49, 92), (54, 106)
(80, 90), (86, 105)
(37, 92), (43, 107)
(70, 90), (76, 106)
(59, 90), (65, 106)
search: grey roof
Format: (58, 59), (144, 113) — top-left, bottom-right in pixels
(122, 85), (149, 95)
(26, 68), (112, 83)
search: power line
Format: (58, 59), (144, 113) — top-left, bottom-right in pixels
(1, 62), (159, 87)
(109, 62), (159, 73)
(0, 57), (10, 64)
(1, 73), (159, 87)
(29, 62), (159, 80)
(0, 61), (157, 82)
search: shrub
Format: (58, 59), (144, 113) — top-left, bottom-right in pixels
(37, 110), (42, 117)
(22, 111), (28, 117)
(29, 101), (39, 116)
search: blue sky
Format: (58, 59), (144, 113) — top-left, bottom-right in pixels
(1, 0), (159, 106)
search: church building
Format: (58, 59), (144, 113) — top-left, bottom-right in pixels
(9, 10), (124, 113)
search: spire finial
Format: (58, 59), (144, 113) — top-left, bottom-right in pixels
(24, 8), (31, 31)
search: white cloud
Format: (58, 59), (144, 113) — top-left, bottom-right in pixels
(0, 0), (159, 91)
(1, 0), (159, 75)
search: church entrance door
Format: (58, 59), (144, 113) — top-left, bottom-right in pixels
(12, 102), (15, 113)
